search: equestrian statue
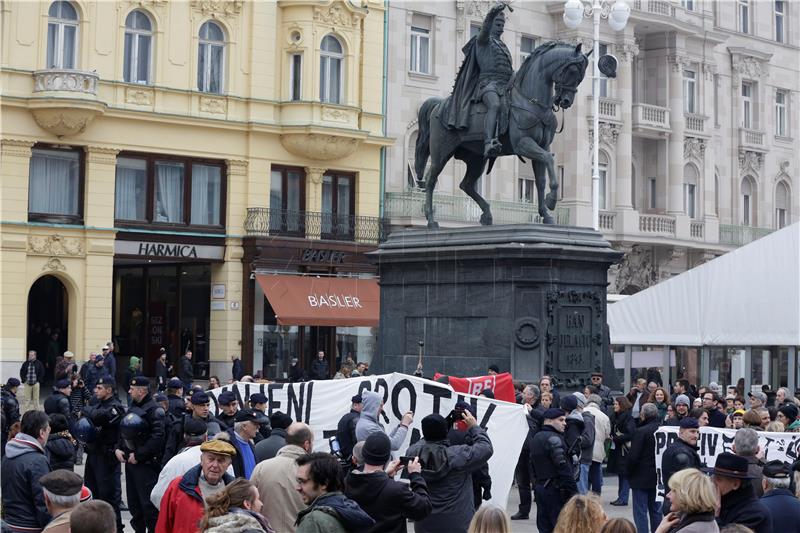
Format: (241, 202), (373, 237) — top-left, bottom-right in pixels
(414, 2), (596, 227)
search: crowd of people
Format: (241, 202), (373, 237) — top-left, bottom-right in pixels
(4, 350), (800, 533)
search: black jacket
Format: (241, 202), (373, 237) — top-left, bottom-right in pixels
(611, 409), (636, 473)
(1, 387), (20, 423)
(116, 393), (165, 464)
(530, 425), (577, 496)
(1, 434), (51, 529)
(44, 391), (73, 420)
(336, 409), (360, 459)
(46, 432), (75, 470)
(626, 417), (660, 489)
(707, 408), (727, 428)
(289, 364), (306, 383)
(345, 470), (432, 533)
(717, 482), (772, 533)
(82, 395), (124, 454)
(162, 413), (224, 466)
(309, 358), (329, 380)
(661, 437), (701, 491)
(19, 359), (45, 385)
(155, 359), (170, 390)
(232, 358), (244, 381)
(167, 394), (186, 420)
(178, 356), (193, 384)
(254, 428), (286, 462)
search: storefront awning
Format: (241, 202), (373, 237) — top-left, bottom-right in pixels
(256, 274), (380, 327)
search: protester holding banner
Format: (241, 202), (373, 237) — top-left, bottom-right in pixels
(355, 390), (412, 452)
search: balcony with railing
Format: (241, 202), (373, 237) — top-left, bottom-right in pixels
(384, 190), (570, 226)
(639, 213), (676, 236)
(685, 113), (709, 137)
(587, 97), (622, 123)
(632, 0), (675, 16)
(690, 220), (704, 240)
(599, 211), (616, 231)
(244, 208), (389, 244)
(719, 224), (774, 246)
(29, 68), (106, 137)
(632, 103), (670, 136)
(739, 128), (767, 152)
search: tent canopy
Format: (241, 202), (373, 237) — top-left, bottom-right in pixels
(608, 222), (800, 347)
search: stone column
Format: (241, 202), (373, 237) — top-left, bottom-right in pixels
(2, 139), (35, 223)
(84, 146), (121, 228)
(615, 40), (638, 211)
(702, 63), (719, 242)
(667, 55), (688, 215)
(83, 230), (116, 359)
(226, 159), (249, 236)
(209, 238), (244, 379)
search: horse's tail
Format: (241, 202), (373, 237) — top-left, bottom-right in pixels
(415, 97), (441, 183)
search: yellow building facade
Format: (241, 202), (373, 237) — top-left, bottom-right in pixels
(1, 0), (390, 381)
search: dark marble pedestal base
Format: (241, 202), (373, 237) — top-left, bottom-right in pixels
(369, 224), (622, 383)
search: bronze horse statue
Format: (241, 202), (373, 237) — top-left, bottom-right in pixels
(414, 41), (591, 227)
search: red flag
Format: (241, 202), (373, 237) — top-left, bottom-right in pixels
(433, 372), (516, 403)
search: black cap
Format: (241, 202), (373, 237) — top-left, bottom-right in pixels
(154, 393), (167, 403)
(543, 408), (566, 420)
(351, 394), (363, 404)
(6, 378), (20, 388)
(218, 391), (237, 405)
(762, 460), (791, 479)
(191, 391), (210, 405)
(779, 403), (799, 422)
(679, 417), (700, 429)
(235, 408), (269, 424)
(184, 417), (208, 437)
(421, 414), (448, 441)
(129, 376), (150, 388)
(96, 377), (113, 387)
(249, 393), (268, 405)
(55, 378), (71, 389)
(167, 378), (184, 389)
(270, 411), (293, 430)
(362, 432), (391, 465)
(560, 395), (578, 412)
(39, 470), (83, 496)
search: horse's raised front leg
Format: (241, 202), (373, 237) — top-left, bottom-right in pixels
(459, 155), (492, 225)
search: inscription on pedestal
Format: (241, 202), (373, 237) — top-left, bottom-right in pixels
(557, 307), (592, 372)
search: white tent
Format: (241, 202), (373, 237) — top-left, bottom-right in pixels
(608, 222), (800, 346)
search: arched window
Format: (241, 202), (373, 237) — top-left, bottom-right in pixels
(775, 181), (790, 228)
(683, 164), (698, 219)
(597, 151), (609, 210)
(320, 35), (343, 104)
(741, 176), (756, 226)
(124, 10), (153, 84)
(47, 1), (78, 69)
(198, 21), (225, 94)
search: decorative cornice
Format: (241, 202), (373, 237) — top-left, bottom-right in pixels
(85, 146), (121, 165)
(191, 0), (243, 19)
(668, 54), (692, 73)
(226, 159), (249, 176)
(729, 48), (771, 81)
(1, 139), (35, 157)
(28, 234), (85, 257)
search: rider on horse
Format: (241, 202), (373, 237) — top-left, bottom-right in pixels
(444, 3), (513, 159)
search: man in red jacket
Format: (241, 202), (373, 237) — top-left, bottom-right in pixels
(155, 438), (236, 533)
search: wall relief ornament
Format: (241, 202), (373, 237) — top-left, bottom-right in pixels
(28, 234), (84, 257)
(608, 245), (657, 294)
(42, 257), (67, 272)
(31, 108), (103, 137)
(732, 56), (767, 79)
(776, 160), (791, 182)
(618, 41), (640, 63)
(702, 62), (718, 81)
(313, 1), (364, 29)
(191, 0), (243, 18)
(125, 87), (153, 105)
(738, 150), (763, 175)
(322, 106), (350, 122)
(668, 54), (692, 73)
(683, 137), (705, 160)
(589, 122), (620, 150)
(200, 96), (226, 114)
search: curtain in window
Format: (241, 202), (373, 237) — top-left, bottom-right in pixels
(198, 43), (206, 91)
(28, 150), (79, 215)
(124, 32), (133, 80)
(62, 25), (76, 69)
(190, 164), (220, 225)
(115, 158), (146, 220)
(155, 161), (184, 222)
(137, 35), (150, 82)
(47, 23), (58, 68)
(210, 44), (223, 93)
(330, 57), (341, 103)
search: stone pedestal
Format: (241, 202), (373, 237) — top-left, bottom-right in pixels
(369, 225), (622, 383)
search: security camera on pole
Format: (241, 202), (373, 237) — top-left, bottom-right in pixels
(563, 0), (630, 231)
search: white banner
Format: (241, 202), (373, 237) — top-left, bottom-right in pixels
(207, 373), (529, 508)
(654, 426), (800, 500)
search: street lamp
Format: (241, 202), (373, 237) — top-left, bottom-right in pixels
(563, 0), (630, 231)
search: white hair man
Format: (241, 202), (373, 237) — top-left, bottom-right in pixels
(40, 470), (84, 533)
(760, 459), (800, 530)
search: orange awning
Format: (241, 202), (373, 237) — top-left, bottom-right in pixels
(256, 274), (380, 327)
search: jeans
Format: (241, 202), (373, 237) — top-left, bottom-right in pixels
(617, 474), (630, 504)
(577, 463), (591, 494)
(632, 488), (661, 533)
(589, 461), (604, 494)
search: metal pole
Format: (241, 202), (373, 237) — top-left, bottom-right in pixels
(592, 0), (601, 231)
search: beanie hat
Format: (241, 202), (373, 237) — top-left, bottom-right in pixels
(675, 394), (691, 407)
(560, 395), (578, 412)
(362, 432), (392, 466)
(679, 417), (699, 429)
(421, 414), (449, 441)
(573, 392), (587, 407)
(779, 403), (799, 422)
(270, 411), (293, 430)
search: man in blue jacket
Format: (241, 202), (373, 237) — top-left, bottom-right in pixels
(760, 460), (800, 533)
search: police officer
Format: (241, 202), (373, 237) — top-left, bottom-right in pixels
(165, 378), (186, 420)
(81, 376), (125, 532)
(530, 407), (578, 533)
(44, 378), (73, 420)
(216, 390), (239, 430)
(115, 376), (165, 533)
(162, 390), (224, 466)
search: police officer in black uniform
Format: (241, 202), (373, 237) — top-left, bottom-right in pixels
(44, 378), (73, 420)
(530, 407), (578, 533)
(161, 390), (224, 466)
(115, 376), (165, 533)
(81, 376), (125, 532)
(216, 390), (239, 430)
(165, 378), (186, 420)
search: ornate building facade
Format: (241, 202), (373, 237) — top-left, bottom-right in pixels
(384, 0), (800, 294)
(1, 0), (389, 380)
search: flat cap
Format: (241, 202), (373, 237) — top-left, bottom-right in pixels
(154, 393), (167, 403)
(235, 408), (269, 424)
(167, 378), (184, 389)
(39, 469), (83, 496)
(748, 391), (767, 403)
(200, 439), (236, 457)
(249, 393), (268, 405)
(191, 391), (210, 405)
(55, 378), (71, 389)
(679, 417), (700, 429)
(218, 391), (237, 405)
(129, 376), (149, 388)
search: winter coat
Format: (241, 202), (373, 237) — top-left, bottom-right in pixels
(564, 410), (585, 471)
(1, 433), (52, 530)
(104, 351), (117, 381)
(155, 359), (170, 390)
(204, 508), (275, 533)
(163, 413), (225, 466)
(254, 428), (287, 463)
(289, 364), (306, 383)
(668, 512), (719, 533)
(716, 482), (772, 533)
(346, 469), (431, 533)
(20, 359), (45, 385)
(584, 402), (611, 463)
(251, 444), (308, 533)
(745, 455), (764, 498)
(46, 432), (76, 471)
(295, 491), (375, 533)
(707, 408), (727, 428)
(178, 356), (193, 384)
(2, 387), (20, 423)
(83, 363), (111, 393)
(760, 488), (800, 533)
(336, 409), (360, 459)
(309, 358), (329, 381)
(579, 411), (596, 465)
(229, 431), (257, 479)
(232, 358), (244, 381)
(405, 426), (494, 533)
(155, 463), (233, 533)
(626, 416), (660, 489)
(151, 444), (234, 509)
(44, 391), (72, 420)
(355, 391), (408, 451)
(610, 409), (636, 474)
(661, 437), (701, 491)
(41, 510), (73, 533)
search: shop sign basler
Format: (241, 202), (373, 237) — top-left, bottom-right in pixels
(115, 240), (225, 261)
